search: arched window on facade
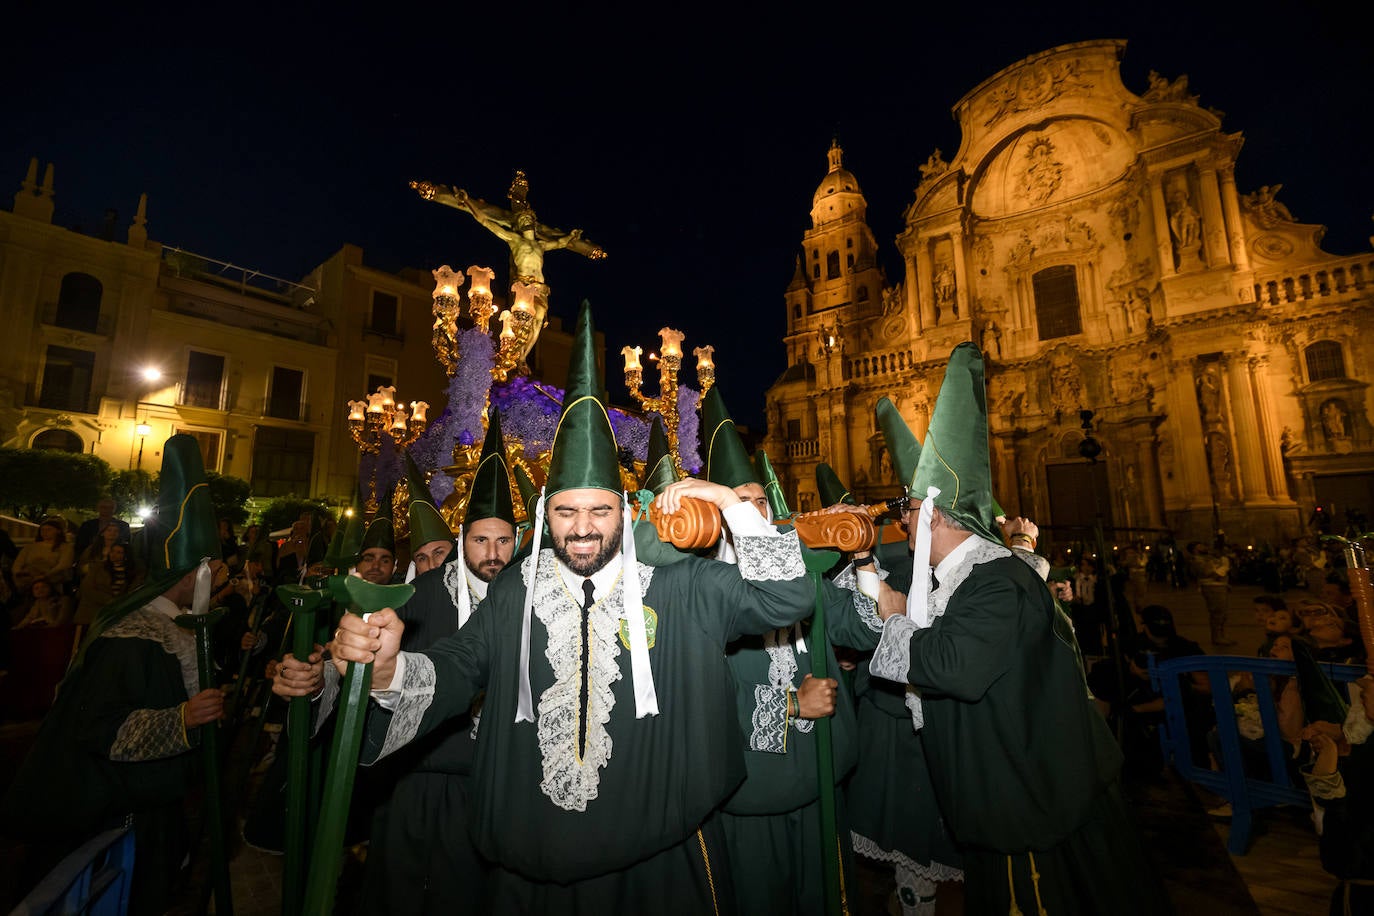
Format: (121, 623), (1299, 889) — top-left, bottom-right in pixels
(1032, 265), (1082, 340)
(32, 428), (83, 452)
(826, 251), (841, 279)
(55, 272), (103, 333)
(1305, 340), (1346, 382)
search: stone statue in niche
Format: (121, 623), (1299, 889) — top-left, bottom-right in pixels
(980, 320), (1003, 359)
(881, 284), (905, 316)
(1321, 399), (1350, 440)
(933, 262), (957, 316)
(1049, 357), (1085, 418)
(1207, 430), (1235, 500)
(1168, 187), (1204, 269)
(1196, 365), (1223, 426)
(1142, 71), (1198, 105)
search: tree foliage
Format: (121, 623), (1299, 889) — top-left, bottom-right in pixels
(259, 497), (334, 535)
(110, 469), (158, 518)
(0, 448), (113, 519)
(206, 471), (252, 528)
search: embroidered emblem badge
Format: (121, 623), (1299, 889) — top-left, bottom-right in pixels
(619, 605), (658, 651)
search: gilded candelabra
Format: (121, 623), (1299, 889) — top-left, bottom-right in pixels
(622, 328), (715, 475)
(430, 264), (539, 382)
(346, 386), (430, 518)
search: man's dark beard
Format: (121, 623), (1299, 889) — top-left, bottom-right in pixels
(552, 519), (623, 576)
(466, 555), (507, 583)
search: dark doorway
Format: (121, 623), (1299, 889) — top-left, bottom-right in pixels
(1046, 461), (1114, 531)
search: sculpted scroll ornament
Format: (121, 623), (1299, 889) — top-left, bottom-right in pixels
(1142, 71), (1199, 105)
(982, 58), (1089, 127)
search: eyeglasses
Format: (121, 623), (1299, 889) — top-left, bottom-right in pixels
(1296, 605), (1340, 621)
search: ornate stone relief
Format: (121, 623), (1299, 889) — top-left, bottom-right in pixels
(1240, 185), (1296, 228)
(1048, 349), (1086, 419)
(1141, 71), (1199, 105)
(919, 149), (949, 183)
(1252, 234), (1295, 260)
(971, 236), (995, 274)
(1107, 194), (1141, 238)
(881, 283), (905, 316)
(1018, 136), (1068, 206)
(982, 58), (1090, 127)
(1005, 215), (1097, 269)
(1195, 362), (1236, 501)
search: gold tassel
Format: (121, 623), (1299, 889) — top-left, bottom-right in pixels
(1028, 851), (1049, 916)
(1006, 856), (1023, 916)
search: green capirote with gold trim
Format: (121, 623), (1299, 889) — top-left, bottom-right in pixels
(405, 450), (454, 549)
(910, 342), (1002, 546)
(815, 462), (855, 508)
(701, 386), (758, 490)
(544, 301), (622, 499)
(464, 406), (517, 527)
(640, 416), (678, 496)
(754, 449), (791, 519)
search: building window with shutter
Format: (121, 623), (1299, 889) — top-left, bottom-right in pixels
(1032, 265), (1082, 340)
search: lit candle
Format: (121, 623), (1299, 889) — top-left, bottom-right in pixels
(658, 327), (684, 359)
(693, 344), (714, 371)
(466, 265), (494, 298)
(390, 406), (409, 432)
(499, 310), (515, 340)
(622, 345), (643, 372)
(347, 400), (366, 422)
(377, 385), (396, 408)
(366, 392), (386, 413)
(511, 282), (536, 315)
(431, 264), (463, 299)
(410, 400), (429, 424)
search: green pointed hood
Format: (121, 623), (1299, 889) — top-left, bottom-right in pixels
(514, 463), (539, 523)
(876, 397), (922, 495)
(360, 516), (395, 556)
(464, 408), (516, 526)
(335, 508), (366, 568)
(406, 450), (454, 547)
(701, 387), (758, 490)
(640, 416), (679, 495)
(1292, 637), (1350, 726)
(753, 449), (790, 518)
(79, 434), (220, 666)
(816, 462), (856, 507)
(545, 302), (623, 499)
(911, 343), (1001, 545)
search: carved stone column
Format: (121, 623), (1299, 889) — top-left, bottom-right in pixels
(1168, 359), (1213, 509)
(1248, 355), (1291, 501)
(950, 230), (969, 320)
(904, 254), (925, 335)
(1226, 355), (1268, 503)
(1150, 176), (1176, 278)
(1218, 166), (1251, 273)
(1137, 435), (1165, 527)
(1198, 166), (1230, 268)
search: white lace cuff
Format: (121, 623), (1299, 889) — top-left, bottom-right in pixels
(1346, 681), (1373, 746)
(749, 685), (789, 753)
(722, 502), (779, 538)
(375, 652), (436, 761)
(833, 564), (883, 632)
(869, 613), (917, 683)
(736, 528), (804, 581)
(851, 832), (964, 883)
(370, 652), (407, 711)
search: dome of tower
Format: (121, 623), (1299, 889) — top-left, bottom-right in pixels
(811, 139), (866, 223)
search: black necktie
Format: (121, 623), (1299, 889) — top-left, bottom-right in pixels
(578, 579), (595, 759)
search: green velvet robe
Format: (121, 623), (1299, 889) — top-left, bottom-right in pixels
(2, 602), (201, 916)
(847, 554), (963, 888)
(360, 532), (812, 914)
(873, 538), (1170, 914)
(362, 551), (488, 913)
(718, 570), (884, 916)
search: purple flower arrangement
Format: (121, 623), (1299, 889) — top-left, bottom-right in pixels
(676, 385), (702, 474)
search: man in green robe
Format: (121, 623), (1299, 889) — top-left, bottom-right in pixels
(866, 343), (1170, 915)
(331, 304), (814, 914)
(1, 435), (227, 916)
(843, 401), (963, 916)
(699, 389), (882, 916)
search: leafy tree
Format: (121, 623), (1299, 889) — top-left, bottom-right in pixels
(206, 471), (252, 528)
(0, 448), (112, 519)
(259, 497), (334, 536)
(110, 469), (158, 519)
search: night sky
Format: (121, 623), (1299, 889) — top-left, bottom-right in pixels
(7, 5), (1371, 428)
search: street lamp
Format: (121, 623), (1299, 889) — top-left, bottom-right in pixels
(135, 422), (152, 469)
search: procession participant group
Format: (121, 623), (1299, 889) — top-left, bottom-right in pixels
(1, 307), (1174, 914)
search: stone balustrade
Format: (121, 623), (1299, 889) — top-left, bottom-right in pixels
(1253, 254), (1374, 307)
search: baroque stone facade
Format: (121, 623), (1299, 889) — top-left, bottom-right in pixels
(764, 40), (1374, 547)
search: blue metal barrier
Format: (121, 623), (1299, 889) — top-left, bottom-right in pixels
(1150, 653), (1364, 854)
(10, 826), (135, 915)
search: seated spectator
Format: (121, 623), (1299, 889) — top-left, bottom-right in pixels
(12, 517), (75, 595)
(12, 579), (73, 629)
(75, 541), (141, 627)
(1301, 674), (1374, 915)
(1257, 604), (1301, 658)
(1296, 598), (1366, 667)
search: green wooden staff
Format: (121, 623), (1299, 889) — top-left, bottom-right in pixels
(176, 600), (233, 916)
(803, 548), (843, 916)
(300, 576), (413, 916)
(276, 583), (331, 916)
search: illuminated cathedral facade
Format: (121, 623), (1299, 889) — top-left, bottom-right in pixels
(764, 39), (1374, 547)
